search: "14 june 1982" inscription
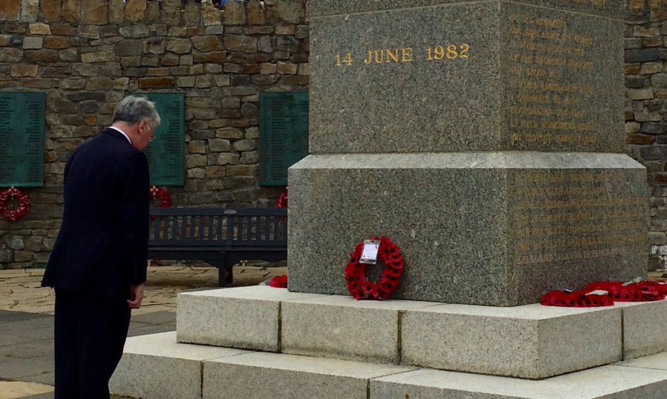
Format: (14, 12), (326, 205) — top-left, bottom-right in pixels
(335, 44), (471, 66)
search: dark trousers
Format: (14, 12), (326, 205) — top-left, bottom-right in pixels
(54, 289), (131, 399)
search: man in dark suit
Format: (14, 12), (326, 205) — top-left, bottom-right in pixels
(42, 96), (160, 399)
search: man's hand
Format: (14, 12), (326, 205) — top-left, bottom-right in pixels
(127, 284), (145, 309)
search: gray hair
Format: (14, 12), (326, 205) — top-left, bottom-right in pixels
(112, 96), (161, 127)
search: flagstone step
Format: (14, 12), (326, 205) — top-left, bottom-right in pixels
(176, 286), (667, 378)
(109, 332), (248, 399)
(110, 332), (667, 399)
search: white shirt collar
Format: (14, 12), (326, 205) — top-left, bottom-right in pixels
(109, 126), (132, 144)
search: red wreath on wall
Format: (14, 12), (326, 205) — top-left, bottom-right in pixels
(0, 187), (30, 223)
(275, 189), (288, 209)
(344, 236), (404, 300)
(149, 186), (172, 208)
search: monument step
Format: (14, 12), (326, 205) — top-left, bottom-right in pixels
(176, 286), (667, 379)
(110, 332), (667, 399)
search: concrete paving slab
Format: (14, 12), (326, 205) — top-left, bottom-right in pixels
(0, 356), (53, 380)
(127, 322), (176, 337)
(0, 311), (50, 323)
(20, 394), (55, 399)
(0, 265), (287, 315)
(21, 371), (55, 387)
(19, 394), (55, 399)
(0, 264), (283, 398)
(0, 381), (53, 399)
(131, 310), (177, 325)
(0, 339), (53, 359)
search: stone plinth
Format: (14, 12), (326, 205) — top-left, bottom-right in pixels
(110, 332), (247, 399)
(203, 352), (414, 399)
(616, 300), (667, 359)
(370, 365), (667, 399)
(288, 153), (647, 306)
(171, 287), (667, 378)
(401, 303), (621, 379)
(281, 296), (438, 363)
(177, 286), (319, 351)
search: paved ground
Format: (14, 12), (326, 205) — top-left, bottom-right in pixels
(0, 264), (287, 399)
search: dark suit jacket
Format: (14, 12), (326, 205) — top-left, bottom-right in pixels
(42, 128), (150, 298)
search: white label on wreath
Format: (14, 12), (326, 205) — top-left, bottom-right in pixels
(359, 240), (380, 264)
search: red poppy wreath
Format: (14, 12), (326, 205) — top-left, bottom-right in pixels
(275, 189), (288, 209)
(344, 236), (404, 300)
(149, 186), (172, 208)
(0, 187), (30, 223)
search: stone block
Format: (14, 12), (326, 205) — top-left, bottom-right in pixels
(401, 303), (621, 379)
(309, 1), (625, 154)
(0, 48), (22, 63)
(288, 152), (647, 306)
(110, 332), (247, 399)
(192, 35), (223, 52)
(124, 0), (147, 22)
(40, 0), (60, 21)
(183, 2), (201, 26)
(11, 64), (38, 77)
(202, 3), (222, 26)
(0, 0), (21, 21)
(166, 38), (192, 54)
(138, 77), (174, 89)
(22, 37), (43, 49)
(21, 0), (40, 22)
(28, 23), (50, 35)
(616, 300), (667, 359)
(282, 295), (437, 363)
(177, 286), (319, 351)
(370, 365), (667, 399)
(223, 0), (245, 25)
(224, 34), (257, 52)
(203, 352), (414, 399)
(81, 51), (114, 63)
(60, 0), (81, 23)
(82, 0), (107, 24)
(247, 0), (266, 25)
(274, 0), (304, 23)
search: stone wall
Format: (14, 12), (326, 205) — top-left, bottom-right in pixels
(624, 0), (666, 270)
(0, 0), (665, 272)
(0, 0), (308, 269)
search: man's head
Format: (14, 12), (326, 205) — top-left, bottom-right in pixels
(111, 96), (161, 151)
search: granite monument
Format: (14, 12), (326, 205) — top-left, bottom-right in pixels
(288, 0), (648, 306)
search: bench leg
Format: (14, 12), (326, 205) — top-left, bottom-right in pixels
(218, 265), (233, 286)
(213, 257), (233, 287)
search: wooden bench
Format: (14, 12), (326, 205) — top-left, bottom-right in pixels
(148, 207), (287, 286)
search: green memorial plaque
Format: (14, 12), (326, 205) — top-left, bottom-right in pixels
(136, 93), (185, 187)
(259, 92), (309, 186)
(0, 92), (45, 187)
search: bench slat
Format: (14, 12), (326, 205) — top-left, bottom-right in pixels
(148, 207), (287, 245)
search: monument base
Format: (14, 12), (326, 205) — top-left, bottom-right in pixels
(288, 152), (647, 306)
(111, 287), (667, 399)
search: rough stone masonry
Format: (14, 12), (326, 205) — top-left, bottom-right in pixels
(0, 0), (665, 275)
